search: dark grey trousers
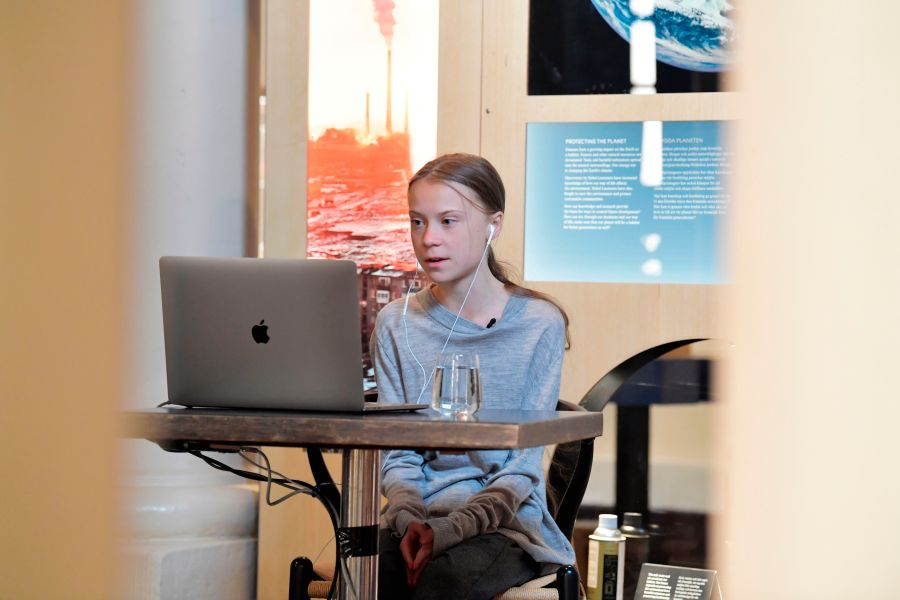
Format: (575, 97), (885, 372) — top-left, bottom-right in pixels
(377, 529), (543, 600)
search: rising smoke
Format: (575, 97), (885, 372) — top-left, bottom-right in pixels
(372, 0), (395, 47)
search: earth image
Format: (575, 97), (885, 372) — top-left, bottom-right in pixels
(590, 0), (734, 72)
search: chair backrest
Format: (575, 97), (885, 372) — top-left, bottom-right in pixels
(579, 339), (707, 413)
(545, 399), (595, 540)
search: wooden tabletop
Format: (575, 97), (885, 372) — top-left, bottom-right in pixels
(124, 407), (603, 451)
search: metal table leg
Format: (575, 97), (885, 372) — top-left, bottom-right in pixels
(339, 448), (381, 600)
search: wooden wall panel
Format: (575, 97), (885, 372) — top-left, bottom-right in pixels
(263, 0), (308, 260)
(525, 92), (739, 123)
(436, 0), (483, 155)
(257, 2), (317, 598)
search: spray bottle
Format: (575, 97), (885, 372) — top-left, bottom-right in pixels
(587, 513), (625, 600)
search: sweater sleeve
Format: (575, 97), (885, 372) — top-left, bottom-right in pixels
(425, 446), (545, 556)
(425, 326), (565, 555)
(371, 321), (428, 534)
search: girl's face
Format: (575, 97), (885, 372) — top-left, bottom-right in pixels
(407, 178), (499, 287)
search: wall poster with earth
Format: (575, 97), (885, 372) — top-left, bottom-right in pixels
(528, 0), (734, 95)
(307, 0), (438, 390)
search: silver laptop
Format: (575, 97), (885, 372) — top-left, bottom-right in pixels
(159, 256), (426, 412)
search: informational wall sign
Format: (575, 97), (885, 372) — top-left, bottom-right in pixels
(635, 564), (717, 600)
(524, 121), (731, 284)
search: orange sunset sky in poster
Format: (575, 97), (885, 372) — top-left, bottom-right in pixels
(306, 0), (437, 383)
(307, 0), (437, 272)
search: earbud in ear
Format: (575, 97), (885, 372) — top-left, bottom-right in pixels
(488, 223), (495, 241)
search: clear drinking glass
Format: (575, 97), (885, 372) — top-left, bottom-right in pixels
(431, 353), (482, 416)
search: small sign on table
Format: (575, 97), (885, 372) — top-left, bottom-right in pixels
(635, 563), (717, 600)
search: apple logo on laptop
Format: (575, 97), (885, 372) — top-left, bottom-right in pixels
(251, 320), (270, 344)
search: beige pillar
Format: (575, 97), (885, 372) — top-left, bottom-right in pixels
(0, 2), (128, 598)
(718, 1), (900, 597)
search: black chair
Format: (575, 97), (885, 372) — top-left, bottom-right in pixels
(578, 339), (709, 519)
(289, 399), (596, 600)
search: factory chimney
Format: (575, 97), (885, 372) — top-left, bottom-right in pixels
(372, 0), (396, 136)
(386, 49), (393, 134)
(365, 92), (371, 138)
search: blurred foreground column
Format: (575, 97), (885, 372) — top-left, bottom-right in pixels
(0, 2), (127, 598)
(718, 1), (900, 598)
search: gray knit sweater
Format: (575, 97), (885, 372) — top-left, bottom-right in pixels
(370, 287), (576, 566)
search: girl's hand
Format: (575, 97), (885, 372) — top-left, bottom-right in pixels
(399, 521), (434, 587)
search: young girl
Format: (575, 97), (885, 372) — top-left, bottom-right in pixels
(370, 153), (574, 600)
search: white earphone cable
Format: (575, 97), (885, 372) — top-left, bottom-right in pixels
(403, 288), (428, 397)
(410, 227), (494, 404)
